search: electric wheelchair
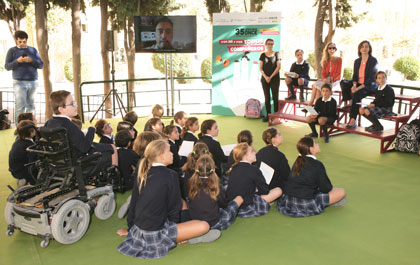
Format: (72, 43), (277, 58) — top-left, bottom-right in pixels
(4, 127), (123, 247)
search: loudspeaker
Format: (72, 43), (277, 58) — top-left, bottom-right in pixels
(105, 30), (118, 51)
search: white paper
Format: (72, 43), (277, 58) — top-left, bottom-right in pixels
(221, 144), (236, 156)
(356, 102), (368, 107)
(303, 105), (318, 115)
(178, 140), (194, 157)
(259, 161), (274, 185)
(285, 72), (297, 78)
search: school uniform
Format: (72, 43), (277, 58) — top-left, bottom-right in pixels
(256, 145), (290, 190)
(187, 182), (239, 230)
(8, 138), (38, 184)
(182, 131), (198, 144)
(175, 125), (183, 147)
(314, 96), (337, 124)
(198, 135), (228, 177)
(118, 164), (182, 259)
(277, 155), (332, 217)
(289, 60), (310, 87)
(367, 84), (395, 118)
(167, 139), (182, 176)
(44, 115), (113, 171)
(226, 162), (270, 217)
(99, 134), (114, 144)
(182, 170), (195, 200)
(117, 148), (140, 190)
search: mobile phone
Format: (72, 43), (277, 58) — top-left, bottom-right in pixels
(22, 53), (27, 58)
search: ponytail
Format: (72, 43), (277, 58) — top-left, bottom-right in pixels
(226, 142), (249, 175)
(137, 139), (169, 191)
(187, 154), (219, 201)
(198, 119), (216, 139)
(292, 137), (314, 176)
(184, 142), (209, 171)
(181, 117), (198, 139)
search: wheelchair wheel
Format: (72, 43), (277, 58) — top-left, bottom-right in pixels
(51, 200), (90, 245)
(94, 195), (116, 220)
(4, 202), (14, 225)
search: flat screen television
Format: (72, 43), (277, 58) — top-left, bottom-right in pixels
(134, 16), (197, 53)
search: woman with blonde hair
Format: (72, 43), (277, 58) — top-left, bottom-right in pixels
(308, 42), (342, 106)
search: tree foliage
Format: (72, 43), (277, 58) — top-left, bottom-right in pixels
(201, 57), (212, 83)
(204, 0), (230, 22)
(314, 0), (370, 78)
(393, 56), (420, 81)
(0, 0), (30, 36)
(152, 54), (195, 84)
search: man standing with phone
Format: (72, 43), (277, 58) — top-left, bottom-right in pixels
(5, 30), (43, 125)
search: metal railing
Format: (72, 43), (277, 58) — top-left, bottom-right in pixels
(1, 77), (419, 126)
(78, 76), (212, 123)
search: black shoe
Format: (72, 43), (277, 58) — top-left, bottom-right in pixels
(365, 125), (375, 131)
(324, 136), (330, 143)
(367, 125), (383, 132)
(285, 95), (296, 100)
(299, 95), (305, 102)
(262, 116), (269, 122)
(305, 132), (318, 138)
(342, 105), (352, 109)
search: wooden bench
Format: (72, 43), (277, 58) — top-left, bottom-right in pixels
(267, 92), (420, 153)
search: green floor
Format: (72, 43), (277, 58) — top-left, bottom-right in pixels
(1, 115), (419, 265)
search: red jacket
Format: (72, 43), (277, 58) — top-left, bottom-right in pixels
(321, 57), (342, 82)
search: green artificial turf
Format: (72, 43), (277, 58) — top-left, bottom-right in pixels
(1, 115), (419, 265)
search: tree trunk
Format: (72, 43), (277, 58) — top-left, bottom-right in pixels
(72, 0), (82, 115)
(124, 18), (135, 110)
(243, 0), (248, 12)
(100, 0), (112, 118)
(34, 0), (53, 120)
(314, 0), (328, 78)
(250, 0), (255, 12)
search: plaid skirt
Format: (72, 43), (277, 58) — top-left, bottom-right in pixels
(367, 106), (394, 119)
(277, 193), (329, 217)
(211, 201), (239, 230)
(117, 220), (178, 259)
(237, 194), (270, 218)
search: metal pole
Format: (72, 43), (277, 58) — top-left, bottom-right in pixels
(164, 54), (170, 116)
(170, 53), (174, 116)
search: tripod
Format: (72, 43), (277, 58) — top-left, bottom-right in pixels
(90, 50), (127, 123)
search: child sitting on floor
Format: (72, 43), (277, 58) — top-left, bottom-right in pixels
(115, 130), (140, 191)
(95, 119), (114, 144)
(277, 136), (346, 217)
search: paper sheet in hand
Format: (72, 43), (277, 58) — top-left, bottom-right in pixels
(285, 72), (297, 78)
(356, 102), (368, 107)
(179, 141), (194, 157)
(259, 161), (274, 185)
(303, 105), (318, 115)
(221, 144), (236, 156)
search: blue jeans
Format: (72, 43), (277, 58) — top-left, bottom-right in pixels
(13, 80), (37, 125)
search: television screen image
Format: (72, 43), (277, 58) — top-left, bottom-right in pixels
(134, 16), (197, 53)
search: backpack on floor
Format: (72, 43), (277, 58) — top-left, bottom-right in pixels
(245, 98), (261, 118)
(0, 109), (11, 130)
(394, 120), (420, 153)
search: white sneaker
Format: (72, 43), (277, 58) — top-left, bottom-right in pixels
(117, 195), (132, 219)
(189, 229), (221, 244)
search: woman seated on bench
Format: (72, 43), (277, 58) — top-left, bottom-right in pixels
(340, 40), (378, 129)
(308, 42), (342, 106)
(359, 71), (395, 132)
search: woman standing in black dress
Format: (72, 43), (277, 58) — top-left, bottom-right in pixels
(259, 39), (281, 122)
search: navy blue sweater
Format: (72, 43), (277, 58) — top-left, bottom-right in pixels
(352, 56), (379, 92)
(5, 46), (43, 80)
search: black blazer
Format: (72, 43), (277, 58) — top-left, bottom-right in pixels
(372, 85), (395, 109)
(256, 145), (290, 190)
(182, 132), (198, 144)
(117, 148), (140, 190)
(314, 97), (337, 120)
(290, 60), (310, 80)
(9, 138), (38, 184)
(197, 135), (228, 177)
(352, 56), (379, 92)
(99, 135), (114, 144)
(167, 140), (181, 175)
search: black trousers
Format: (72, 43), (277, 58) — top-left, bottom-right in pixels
(261, 77), (280, 115)
(340, 80), (376, 119)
